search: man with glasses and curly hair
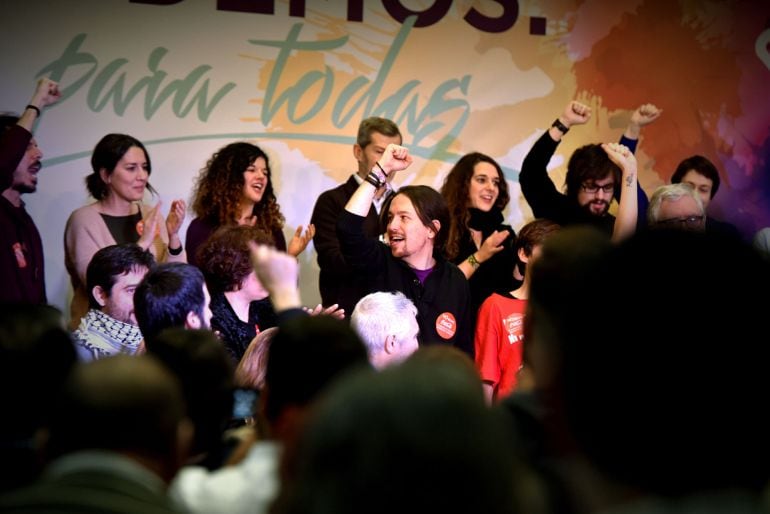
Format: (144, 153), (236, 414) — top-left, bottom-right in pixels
(519, 100), (660, 241)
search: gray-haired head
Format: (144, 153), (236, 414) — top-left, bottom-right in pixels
(648, 183), (705, 231)
(351, 291), (419, 370)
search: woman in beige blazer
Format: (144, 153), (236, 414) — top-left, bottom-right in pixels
(64, 134), (186, 328)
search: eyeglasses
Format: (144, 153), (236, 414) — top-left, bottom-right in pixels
(656, 215), (705, 229)
(581, 183), (614, 194)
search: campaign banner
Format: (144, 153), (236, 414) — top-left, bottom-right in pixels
(2, 0), (768, 314)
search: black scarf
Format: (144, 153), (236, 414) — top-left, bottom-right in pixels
(468, 207), (504, 238)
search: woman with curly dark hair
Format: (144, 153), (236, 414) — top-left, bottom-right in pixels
(198, 224), (343, 362)
(440, 152), (518, 315)
(185, 142), (313, 266)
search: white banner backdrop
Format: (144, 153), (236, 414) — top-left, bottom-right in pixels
(2, 0), (769, 319)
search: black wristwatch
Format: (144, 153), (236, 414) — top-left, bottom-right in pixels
(552, 118), (570, 134)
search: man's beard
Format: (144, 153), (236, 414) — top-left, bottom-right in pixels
(581, 200), (610, 217)
(13, 183), (36, 194)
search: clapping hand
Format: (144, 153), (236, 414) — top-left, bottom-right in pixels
(303, 303), (345, 320)
(165, 199), (186, 238)
(287, 224), (315, 257)
(138, 202), (162, 250)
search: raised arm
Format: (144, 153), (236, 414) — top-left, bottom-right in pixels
(619, 103), (661, 228)
(623, 103), (662, 142)
(603, 143), (638, 242)
(1, 78), (61, 190)
(16, 78), (61, 133)
(248, 243), (301, 313)
(338, 144), (412, 273)
(344, 144), (412, 216)
(553, 101), (592, 141)
(519, 101), (591, 219)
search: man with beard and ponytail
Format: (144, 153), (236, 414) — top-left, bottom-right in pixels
(519, 100), (659, 241)
(0, 78), (61, 304)
(337, 144), (473, 357)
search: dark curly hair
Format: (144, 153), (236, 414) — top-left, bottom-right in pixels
(191, 142), (284, 235)
(440, 153), (509, 260)
(196, 225), (275, 294)
(564, 144), (620, 201)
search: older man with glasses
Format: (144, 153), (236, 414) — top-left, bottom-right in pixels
(520, 100), (661, 241)
(647, 183), (707, 232)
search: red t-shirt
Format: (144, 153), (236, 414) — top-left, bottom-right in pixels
(474, 292), (526, 401)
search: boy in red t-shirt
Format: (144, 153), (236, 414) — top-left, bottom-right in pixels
(474, 219), (560, 403)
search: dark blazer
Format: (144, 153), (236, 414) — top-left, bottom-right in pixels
(310, 175), (384, 316)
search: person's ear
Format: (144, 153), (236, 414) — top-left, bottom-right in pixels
(353, 144), (364, 163)
(383, 334), (397, 355)
(518, 247), (530, 264)
(92, 285), (108, 308)
(429, 219), (441, 239)
(99, 168), (111, 185)
(185, 311), (202, 330)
